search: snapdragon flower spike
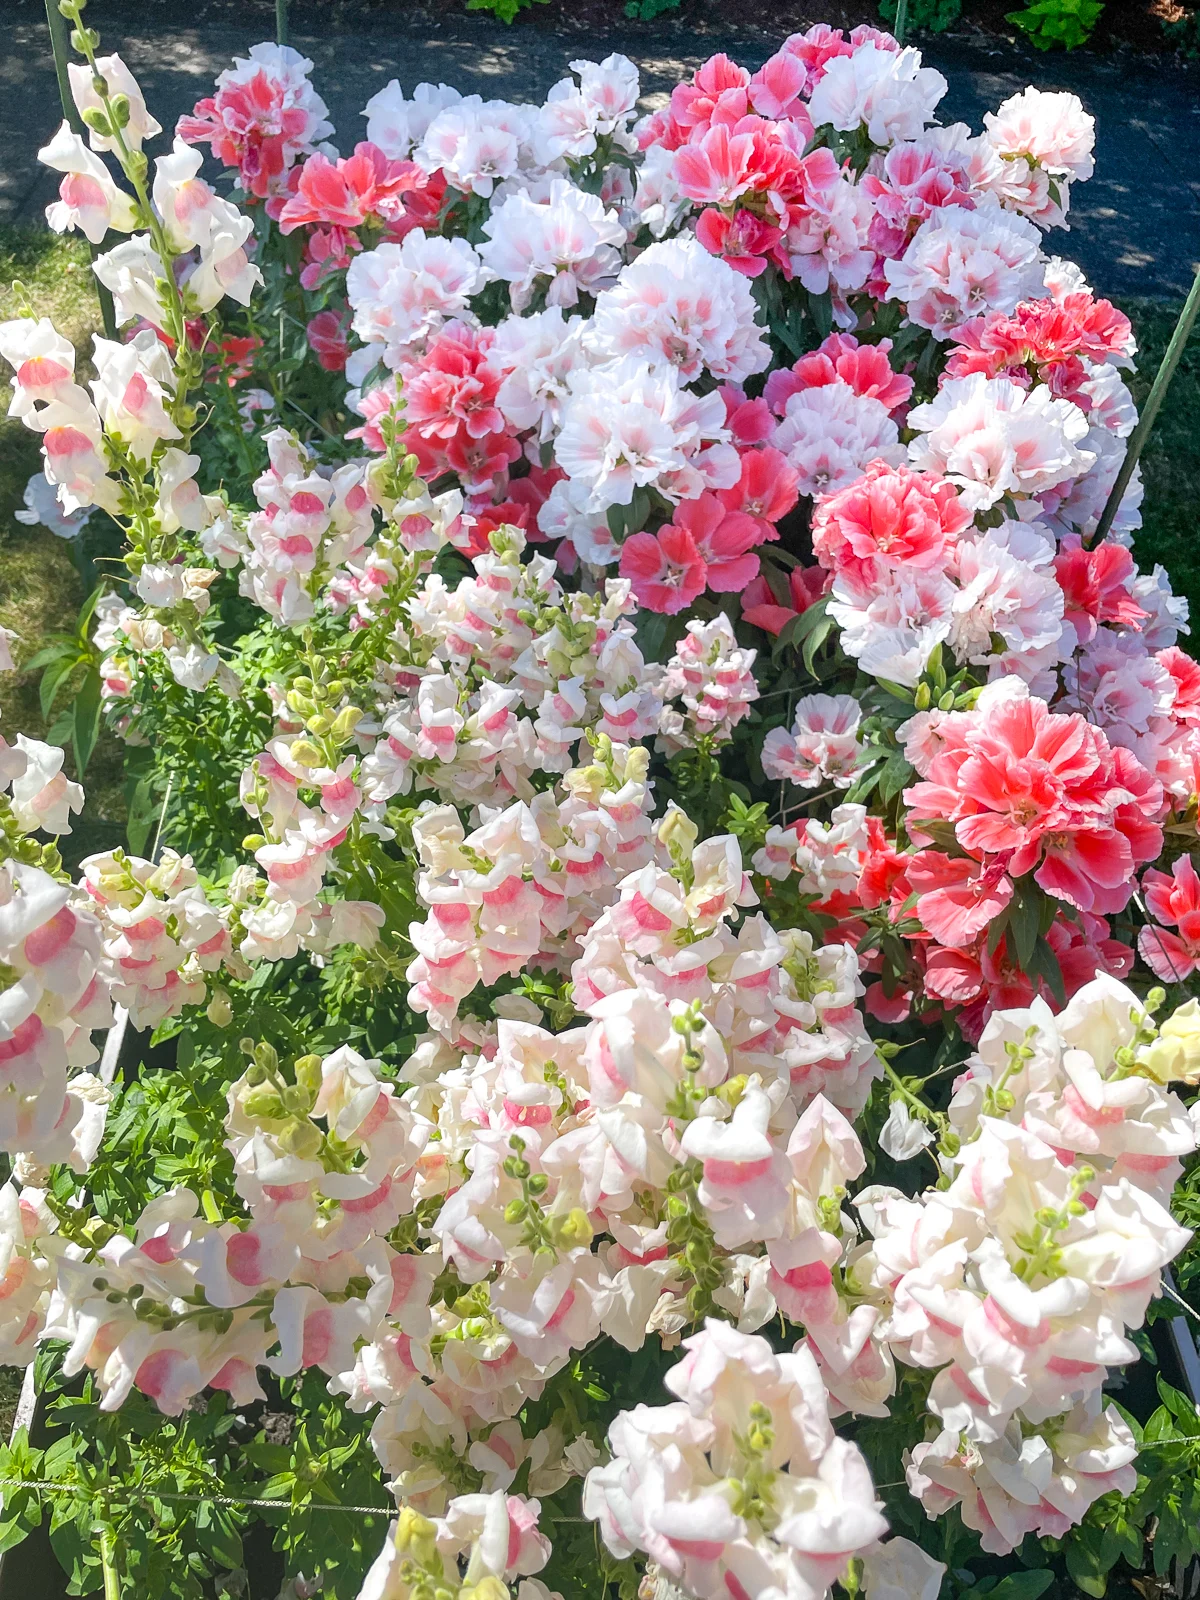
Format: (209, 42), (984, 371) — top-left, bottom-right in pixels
(584, 1320), (888, 1600)
(0, 740), (115, 1175)
(854, 976), (1197, 1554)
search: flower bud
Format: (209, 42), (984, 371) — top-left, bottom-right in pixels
(287, 740), (324, 769)
(394, 1508), (438, 1566)
(294, 1055), (324, 1100)
(242, 1087), (284, 1119)
(279, 1118), (324, 1160)
(553, 1207), (593, 1250)
(206, 989), (233, 1027)
(331, 706), (364, 743)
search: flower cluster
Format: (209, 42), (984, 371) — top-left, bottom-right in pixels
(859, 976), (1199, 1554)
(3, 18), (1200, 1600)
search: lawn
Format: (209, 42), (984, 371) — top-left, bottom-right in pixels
(1, 225), (1198, 858)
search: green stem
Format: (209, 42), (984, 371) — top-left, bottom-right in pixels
(894, 0), (909, 45)
(100, 1524), (120, 1600)
(1093, 261), (1200, 546)
(42, 0), (118, 340)
(882, 1059), (932, 1122)
(276, 0), (289, 45)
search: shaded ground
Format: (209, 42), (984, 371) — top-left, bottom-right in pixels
(2, 0), (1200, 298)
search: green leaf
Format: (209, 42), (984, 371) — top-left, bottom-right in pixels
(71, 666), (103, 778)
(125, 775), (157, 857)
(38, 653), (82, 719)
(878, 750), (915, 804)
(1007, 884), (1040, 969)
(1156, 1375), (1200, 1433)
(991, 1574), (1054, 1600)
(773, 597), (832, 674)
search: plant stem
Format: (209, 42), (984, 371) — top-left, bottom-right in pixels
(100, 1525), (121, 1600)
(1094, 260), (1200, 546)
(894, 0), (909, 45)
(276, 0), (289, 46)
(42, 0), (118, 340)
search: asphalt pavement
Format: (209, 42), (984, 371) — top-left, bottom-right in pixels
(3, 0), (1199, 299)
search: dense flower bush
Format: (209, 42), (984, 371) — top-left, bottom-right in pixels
(3, 5), (1200, 1597)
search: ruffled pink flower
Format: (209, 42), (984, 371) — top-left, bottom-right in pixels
(177, 54), (328, 200)
(945, 292), (1134, 397)
(717, 447), (799, 537)
(1054, 541), (1148, 644)
(905, 687), (1164, 914)
(765, 333), (913, 417)
(669, 54), (752, 133)
(908, 852), (1014, 949)
(748, 50), (809, 123)
(718, 385), (777, 445)
(403, 323), (506, 445)
(674, 493), (763, 591)
(1159, 646), (1200, 725)
(694, 206), (782, 278)
(742, 564), (830, 636)
(811, 460), (971, 583)
(278, 142), (425, 232)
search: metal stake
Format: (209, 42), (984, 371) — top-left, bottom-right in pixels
(1094, 260), (1200, 546)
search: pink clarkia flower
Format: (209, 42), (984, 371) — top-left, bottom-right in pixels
(619, 523), (708, 615)
(811, 460), (971, 583)
(277, 143), (425, 232)
(1138, 855), (1200, 982)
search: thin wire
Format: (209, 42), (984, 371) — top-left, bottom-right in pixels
(1164, 1279), (1200, 1326)
(0, 1479), (599, 1518)
(2, 1446), (1197, 1520)
(150, 774), (175, 865)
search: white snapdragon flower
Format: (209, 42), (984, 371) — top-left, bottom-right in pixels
(67, 53), (161, 153)
(38, 123), (138, 244)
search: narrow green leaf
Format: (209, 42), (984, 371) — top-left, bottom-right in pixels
(71, 666), (103, 777)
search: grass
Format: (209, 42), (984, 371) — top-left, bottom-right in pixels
(0, 228), (1198, 852)
(0, 227), (126, 860)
